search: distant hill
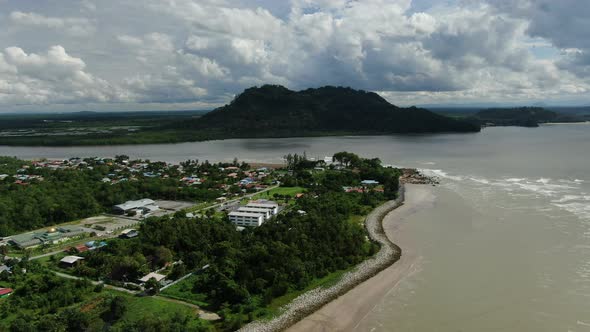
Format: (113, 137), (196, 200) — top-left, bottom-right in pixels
(171, 85), (480, 136)
(474, 107), (583, 127)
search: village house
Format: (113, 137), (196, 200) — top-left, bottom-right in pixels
(0, 288), (13, 298)
(113, 199), (158, 215)
(119, 229), (139, 239)
(138, 272), (166, 284)
(59, 256), (84, 268)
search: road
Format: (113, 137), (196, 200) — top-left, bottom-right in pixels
(200, 184), (279, 212)
(154, 296), (221, 321)
(52, 271), (136, 294)
(17, 185), (279, 262)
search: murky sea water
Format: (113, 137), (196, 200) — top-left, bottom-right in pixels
(2, 123), (589, 330)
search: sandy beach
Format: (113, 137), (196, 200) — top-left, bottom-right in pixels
(287, 184), (435, 332)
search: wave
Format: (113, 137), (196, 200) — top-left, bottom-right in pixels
(420, 168), (590, 221)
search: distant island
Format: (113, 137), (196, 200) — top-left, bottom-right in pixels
(0, 85), (479, 146)
(472, 107), (585, 127)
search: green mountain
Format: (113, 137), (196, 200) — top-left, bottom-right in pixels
(173, 85), (480, 136)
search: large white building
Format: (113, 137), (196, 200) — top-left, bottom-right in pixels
(228, 201), (279, 227)
(244, 202), (279, 215)
(236, 207), (271, 220)
(113, 199), (158, 215)
(228, 211), (265, 227)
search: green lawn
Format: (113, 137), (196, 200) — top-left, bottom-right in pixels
(160, 275), (209, 307)
(120, 293), (198, 322)
(252, 186), (306, 200)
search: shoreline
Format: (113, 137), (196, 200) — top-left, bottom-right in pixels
(287, 184), (432, 331)
(239, 184), (413, 332)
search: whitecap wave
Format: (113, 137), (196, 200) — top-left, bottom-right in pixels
(421, 168), (589, 221)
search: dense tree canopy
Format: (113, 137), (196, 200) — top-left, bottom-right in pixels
(0, 158), (233, 236)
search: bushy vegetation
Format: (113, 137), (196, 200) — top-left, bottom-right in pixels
(0, 157), (258, 236)
(0, 259), (212, 331)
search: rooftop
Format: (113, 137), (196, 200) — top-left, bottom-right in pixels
(246, 202), (278, 208)
(229, 211), (265, 218)
(60, 256), (84, 264)
(114, 199), (156, 211)
(237, 207), (270, 215)
(0, 288), (13, 296)
(139, 272), (166, 283)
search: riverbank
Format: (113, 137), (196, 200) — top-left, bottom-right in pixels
(239, 184), (424, 332)
(287, 184), (433, 331)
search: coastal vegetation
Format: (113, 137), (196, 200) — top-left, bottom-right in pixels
(1, 152), (404, 331)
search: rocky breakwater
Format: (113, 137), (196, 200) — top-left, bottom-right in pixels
(401, 168), (439, 185)
(239, 186), (406, 332)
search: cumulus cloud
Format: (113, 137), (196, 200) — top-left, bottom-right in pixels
(0, 0), (588, 110)
(9, 11), (95, 37)
(0, 46), (123, 105)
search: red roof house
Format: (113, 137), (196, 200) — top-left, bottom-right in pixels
(0, 288), (13, 298)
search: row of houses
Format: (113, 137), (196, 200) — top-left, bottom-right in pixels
(228, 201), (279, 227)
(59, 255), (167, 287)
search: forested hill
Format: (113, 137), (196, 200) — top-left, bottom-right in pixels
(170, 85), (480, 135)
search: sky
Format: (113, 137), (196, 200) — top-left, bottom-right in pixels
(0, 0), (589, 112)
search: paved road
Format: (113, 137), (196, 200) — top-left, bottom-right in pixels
(201, 184), (279, 212)
(52, 271), (136, 294)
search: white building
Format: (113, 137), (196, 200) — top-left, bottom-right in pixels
(245, 202), (279, 215)
(229, 201), (279, 227)
(229, 211), (265, 227)
(139, 272), (166, 284)
(113, 199), (157, 214)
(60, 256), (84, 268)
(237, 207), (271, 220)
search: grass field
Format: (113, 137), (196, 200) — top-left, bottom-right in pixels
(251, 186), (306, 200)
(120, 293), (198, 321)
(160, 275), (210, 307)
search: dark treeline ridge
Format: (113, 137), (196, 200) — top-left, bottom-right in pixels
(473, 107), (584, 127)
(0, 110), (207, 130)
